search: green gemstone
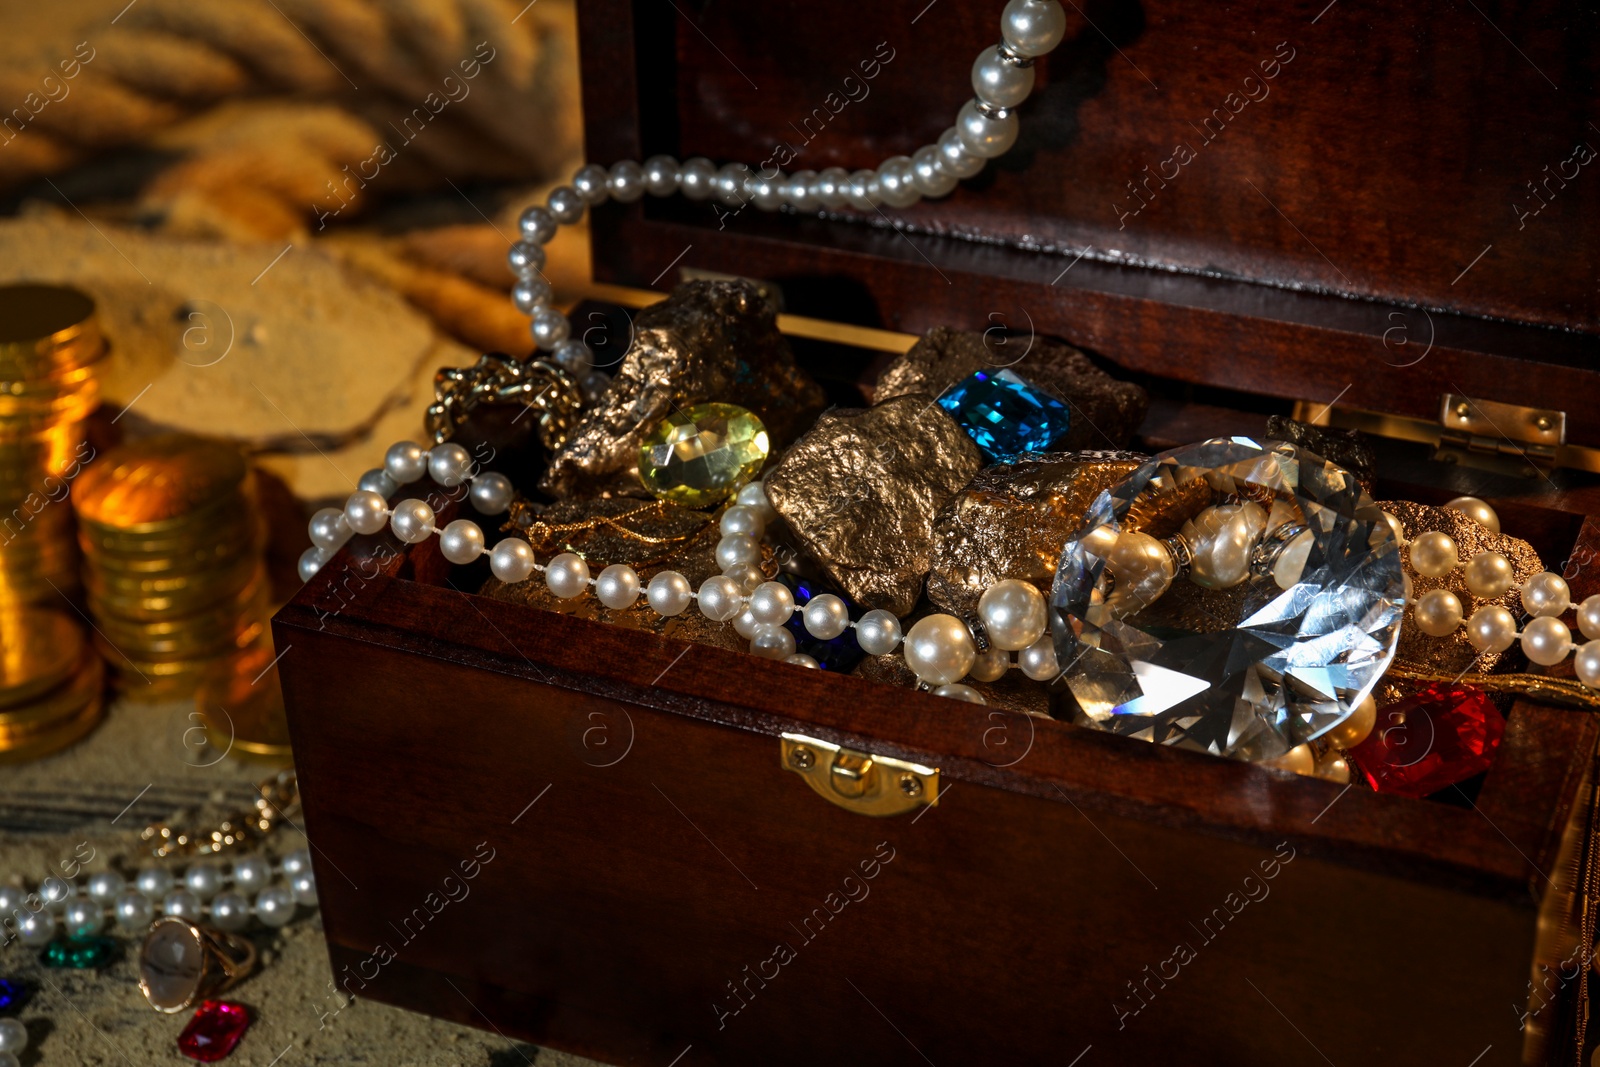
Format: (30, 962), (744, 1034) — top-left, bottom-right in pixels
(41, 936), (119, 969)
(638, 403), (769, 507)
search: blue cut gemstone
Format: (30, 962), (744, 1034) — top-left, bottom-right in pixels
(0, 977), (26, 1012)
(936, 368), (1071, 459)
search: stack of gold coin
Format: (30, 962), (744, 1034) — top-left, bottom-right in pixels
(72, 434), (270, 699)
(0, 284), (106, 606)
(0, 608), (104, 762)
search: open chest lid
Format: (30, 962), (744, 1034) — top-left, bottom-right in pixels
(576, 0), (1600, 452)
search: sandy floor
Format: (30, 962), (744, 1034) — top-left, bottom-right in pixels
(0, 694), (606, 1067)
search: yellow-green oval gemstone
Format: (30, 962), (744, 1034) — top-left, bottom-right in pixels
(639, 403), (769, 507)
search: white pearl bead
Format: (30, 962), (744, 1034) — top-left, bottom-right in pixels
(802, 594), (850, 640)
(281, 849), (312, 878)
(647, 571), (693, 616)
(553, 338), (594, 374)
(716, 533), (762, 571)
(713, 162), (752, 206)
(1522, 571), (1572, 618)
(782, 170), (818, 211)
(40, 875), (73, 903)
(1579, 596), (1600, 640)
(956, 98), (1020, 158)
(723, 562), (765, 594)
(1445, 495), (1500, 533)
(530, 307), (570, 350)
(748, 582), (796, 626)
(719, 504), (766, 540)
(1521, 615), (1573, 666)
(384, 441), (428, 484)
(0, 1047), (21, 1067)
(1018, 634), (1060, 681)
(750, 624), (797, 660)
(679, 157), (718, 201)
(595, 564), (641, 609)
(0, 887), (20, 913)
(972, 44), (1036, 108)
(427, 442), (474, 487)
(747, 170), (785, 210)
(910, 144), (959, 198)
(489, 538), (537, 583)
(1001, 0), (1067, 56)
(389, 498), (435, 544)
(308, 507), (352, 551)
(0, 1018), (26, 1053)
(545, 552), (591, 599)
(344, 489), (389, 535)
(856, 609), (903, 656)
(1466, 605), (1518, 653)
(1413, 588), (1463, 637)
(63, 898), (102, 938)
(209, 892), (251, 931)
(512, 276), (553, 313)
(1105, 531), (1176, 615)
(876, 155), (922, 209)
(439, 519), (486, 564)
(732, 608), (763, 640)
(697, 575), (743, 622)
(1576, 642), (1600, 689)
(114, 889), (154, 930)
(811, 167), (851, 208)
(845, 168), (883, 211)
(163, 889), (203, 922)
(936, 125), (987, 179)
(231, 855), (271, 892)
(358, 467), (398, 497)
(255, 886), (296, 927)
(1408, 531), (1459, 578)
(610, 160), (646, 202)
(16, 907), (55, 945)
(903, 614), (978, 686)
(298, 546), (328, 582)
(87, 870), (125, 900)
(977, 578), (1048, 651)
(185, 863), (223, 900)
(786, 653), (820, 669)
(969, 645), (1010, 682)
(934, 683), (987, 704)
(136, 867), (174, 896)
(735, 481), (776, 523)
(507, 239), (545, 276)
(1382, 511), (1407, 547)
(1263, 744), (1315, 775)
(1463, 551), (1514, 598)
(572, 163), (611, 205)
(518, 204), (558, 244)
(547, 185), (585, 224)
(291, 869), (318, 906)
(642, 154), (680, 196)
(1183, 502), (1266, 589)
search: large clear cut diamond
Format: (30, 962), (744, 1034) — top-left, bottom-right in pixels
(1049, 437), (1404, 762)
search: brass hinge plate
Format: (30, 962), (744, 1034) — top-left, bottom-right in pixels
(1437, 393), (1565, 468)
(780, 733), (938, 818)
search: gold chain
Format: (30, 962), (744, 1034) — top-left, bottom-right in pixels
(140, 771), (300, 859)
(1384, 665), (1600, 709)
(426, 353), (583, 451)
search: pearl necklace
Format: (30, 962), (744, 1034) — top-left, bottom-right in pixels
(301, 440), (1061, 704)
(488, 0), (1066, 393)
(1, 851), (315, 951)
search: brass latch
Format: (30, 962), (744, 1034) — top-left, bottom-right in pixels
(1437, 393), (1565, 470)
(780, 733), (938, 818)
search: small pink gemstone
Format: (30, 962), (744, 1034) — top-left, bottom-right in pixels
(178, 1000), (251, 1062)
(1348, 683), (1505, 798)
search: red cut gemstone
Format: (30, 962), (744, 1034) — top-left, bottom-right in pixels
(178, 1000), (251, 1062)
(1348, 683), (1505, 798)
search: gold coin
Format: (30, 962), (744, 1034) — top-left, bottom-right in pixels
(0, 693), (103, 763)
(89, 559), (261, 622)
(77, 505), (258, 561)
(0, 609), (84, 708)
(93, 617), (264, 667)
(194, 637), (292, 757)
(0, 648), (103, 735)
(72, 434), (248, 531)
(94, 574), (267, 649)
(83, 524), (259, 576)
(0, 284), (103, 378)
(87, 547), (258, 597)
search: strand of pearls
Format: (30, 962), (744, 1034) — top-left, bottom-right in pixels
(304, 440), (1063, 704)
(500, 0), (1066, 374)
(0, 850), (316, 946)
(1395, 500), (1600, 688)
